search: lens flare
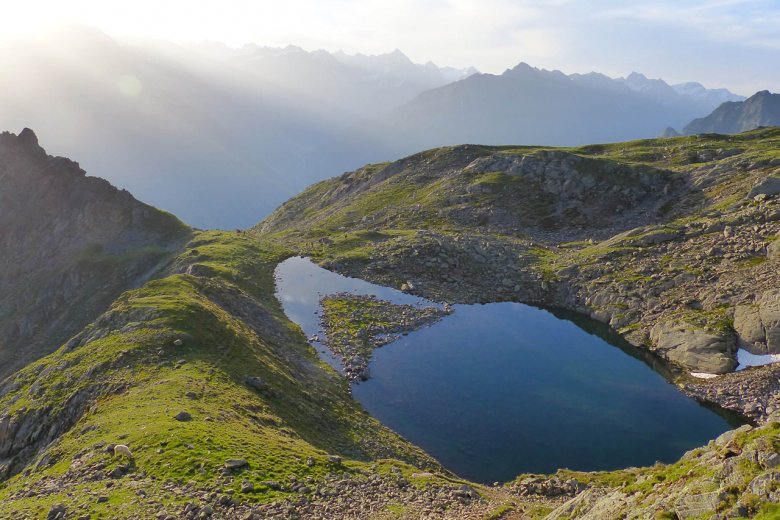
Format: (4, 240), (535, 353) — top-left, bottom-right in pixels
(117, 74), (143, 97)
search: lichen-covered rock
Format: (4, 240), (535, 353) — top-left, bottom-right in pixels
(768, 238), (780, 259)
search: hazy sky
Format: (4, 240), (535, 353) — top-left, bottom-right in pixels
(3, 0), (779, 95)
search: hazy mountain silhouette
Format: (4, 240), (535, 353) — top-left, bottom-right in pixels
(682, 90), (780, 135)
(0, 26), (744, 228)
(0, 26), (473, 228)
(303, 64), (744, 178)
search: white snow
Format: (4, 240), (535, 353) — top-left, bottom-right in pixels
(737, 349), (780, 370)
(690, 372), (718, 379)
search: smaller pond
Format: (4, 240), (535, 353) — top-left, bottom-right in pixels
(275, 257), (742, 484)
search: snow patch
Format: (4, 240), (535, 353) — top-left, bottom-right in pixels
(737, 349), (780, 370)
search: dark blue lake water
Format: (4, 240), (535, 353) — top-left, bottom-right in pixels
(275, 257), (741, 483)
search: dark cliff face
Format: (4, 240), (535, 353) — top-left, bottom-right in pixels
(0, 129), (190, 380)
(683, 90), (780, 135)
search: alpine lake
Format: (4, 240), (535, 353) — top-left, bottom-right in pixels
(275, 256), (742, 484)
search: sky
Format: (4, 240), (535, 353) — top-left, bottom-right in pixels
(1, 0), (778, 95)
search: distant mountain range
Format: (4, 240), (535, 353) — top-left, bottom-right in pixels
(188, 42), (477, 121)
(678, 90), (780, 135)
(0, 26), (749, 228)
(0, 26), (473, 228)
(306, 65), (745, 178)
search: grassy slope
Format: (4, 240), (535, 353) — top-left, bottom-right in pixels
(257, 127), (780, 260)
(0, 231), (455, 519)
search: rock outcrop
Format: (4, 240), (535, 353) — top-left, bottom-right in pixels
(734, 290), (780, 354)
(0, 129), (190, 380)
(546, 421), (780, 519)
(650, 322), (737, 374)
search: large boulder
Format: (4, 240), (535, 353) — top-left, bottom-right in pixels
(734, 290), (780, 354)
(767, 238), (780, 260)
(748, 174), (780, 199)
(650, 322), (737, 374)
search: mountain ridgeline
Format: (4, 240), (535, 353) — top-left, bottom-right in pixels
(0, 129), (189, 381)
(682, 90), (780, 135)
(0, 27), (475, 229)
(0, 26), (743, 229)
(2, 129), (780, 518)
(303, 66), (746, 186)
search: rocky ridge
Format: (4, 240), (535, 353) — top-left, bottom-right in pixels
(682, 90), (780, 136)
(0, 129), (190, 380)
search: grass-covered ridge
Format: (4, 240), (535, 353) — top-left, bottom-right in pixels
(257, 127), (780, 253)
(0, 231), (459, 518)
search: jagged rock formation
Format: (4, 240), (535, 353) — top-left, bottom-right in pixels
(683, 90), (780, 135)
(0, 129), (190, 380)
